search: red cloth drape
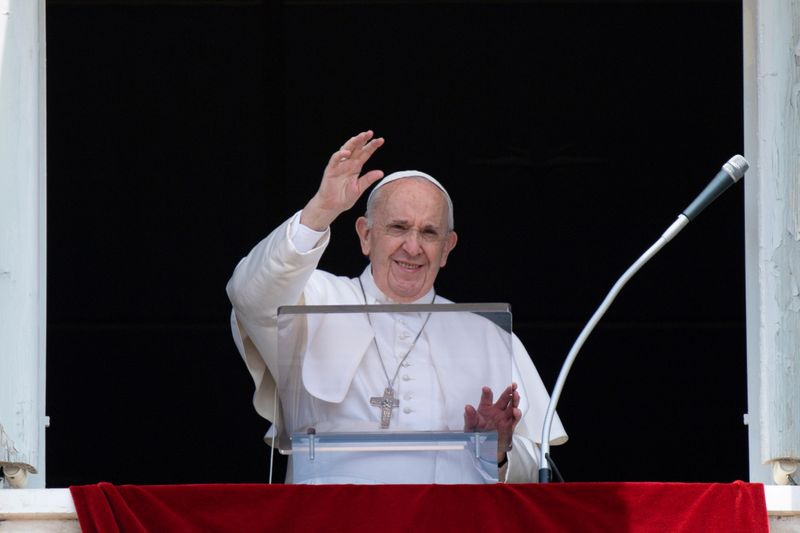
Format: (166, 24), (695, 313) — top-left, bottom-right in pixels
(70, 481), (768, 533)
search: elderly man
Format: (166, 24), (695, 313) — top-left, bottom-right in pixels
(227, 131), (566, 483)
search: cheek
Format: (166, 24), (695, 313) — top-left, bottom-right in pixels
(380, 238), (402, 257)
(428, 245), (448, 268)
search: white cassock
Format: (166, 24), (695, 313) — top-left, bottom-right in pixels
(227, 211), (567, 483)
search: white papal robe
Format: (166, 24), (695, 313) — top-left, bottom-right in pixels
(227, 211), (567, 483)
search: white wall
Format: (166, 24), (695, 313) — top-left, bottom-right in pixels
(0, 0), (47, 488)
(743, 0), (800, 484)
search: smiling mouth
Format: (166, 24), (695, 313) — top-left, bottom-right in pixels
(394, 260), (422, 271)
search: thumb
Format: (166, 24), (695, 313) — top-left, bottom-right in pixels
(357, 169), (385, 195)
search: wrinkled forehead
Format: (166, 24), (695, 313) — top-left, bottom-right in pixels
(367, 170), (454, 229)
(372, 178), (450, 226)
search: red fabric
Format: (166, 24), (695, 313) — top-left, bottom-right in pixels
(70, 481), (768, 533)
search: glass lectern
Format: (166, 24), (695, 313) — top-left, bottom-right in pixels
(273, 303), (513, 484)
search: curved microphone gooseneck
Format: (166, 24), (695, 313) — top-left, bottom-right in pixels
(537, 155), (749, 483)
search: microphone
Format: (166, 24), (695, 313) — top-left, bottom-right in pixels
(682, 155), (749, 221)
(537, 155), (749, 483)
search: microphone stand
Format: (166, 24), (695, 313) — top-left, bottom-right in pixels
(538, 215), (688, 482)
(536, 155), (748, 483)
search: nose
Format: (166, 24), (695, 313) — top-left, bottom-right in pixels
(401, 230), (423, 255)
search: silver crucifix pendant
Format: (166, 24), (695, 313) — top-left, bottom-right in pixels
(370, 387), (400, 429)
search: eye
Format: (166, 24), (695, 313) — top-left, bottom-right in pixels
(385, 223), (408, 236)
(421, 228), (442, 242)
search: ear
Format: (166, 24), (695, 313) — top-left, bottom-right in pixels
(355, 217), (371, 256)
(439, 230), (458, 267)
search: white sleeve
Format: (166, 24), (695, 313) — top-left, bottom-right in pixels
(290, 213), (328, 253)
(502, 434), (541, 483)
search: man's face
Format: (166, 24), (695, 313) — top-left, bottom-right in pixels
(356, 178), (457, 303)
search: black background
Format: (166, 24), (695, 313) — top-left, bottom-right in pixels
(45, 0), (747, 486)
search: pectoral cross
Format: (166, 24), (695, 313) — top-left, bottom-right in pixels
(370, 387), (400, 429)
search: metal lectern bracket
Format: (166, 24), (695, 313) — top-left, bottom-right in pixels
(307, 428), (316, 462)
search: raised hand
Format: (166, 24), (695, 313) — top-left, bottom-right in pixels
(301, 130), (385, 230)
(463, 383), (521, 462)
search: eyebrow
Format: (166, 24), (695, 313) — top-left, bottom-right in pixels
(385, 219), (443, 231)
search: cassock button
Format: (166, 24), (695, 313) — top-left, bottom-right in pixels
(403, 392), (413, 400)
(403, 407), (413, 414)
(402, 374), (411, 381)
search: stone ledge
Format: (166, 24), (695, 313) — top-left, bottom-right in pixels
(766, 485), (800, 516)
(0, 485), (797, 522)
(0, 489), (76, 520)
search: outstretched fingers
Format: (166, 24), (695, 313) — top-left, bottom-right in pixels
(339, 130), (374, 152)
(325, 131), (385, 182)
(491, 383), (518, 411)
(334, 130), (383, 163)
(328, 147), (353, 167)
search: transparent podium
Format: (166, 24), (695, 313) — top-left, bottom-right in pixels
(273, 303), (513, 484)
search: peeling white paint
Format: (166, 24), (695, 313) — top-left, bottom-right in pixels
(745, 0), (800, 484)
(0, 424), (22, 464)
